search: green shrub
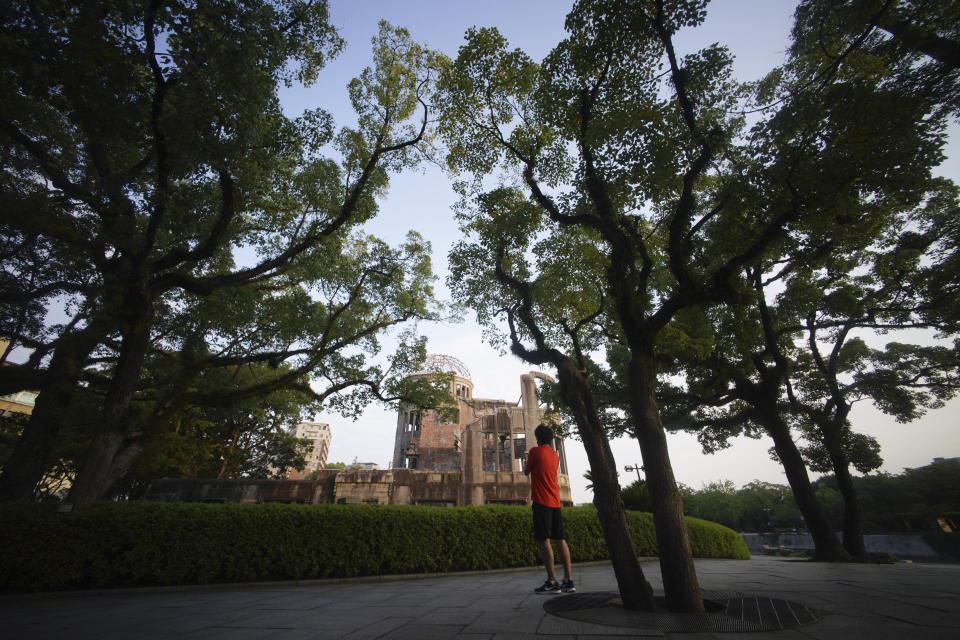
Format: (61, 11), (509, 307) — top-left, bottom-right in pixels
(0, 503), (748, 593)
(682, 516), (752, 559)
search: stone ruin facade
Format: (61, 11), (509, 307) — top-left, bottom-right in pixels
(144, 355), (572, 507)
(391, 354), (571, 505)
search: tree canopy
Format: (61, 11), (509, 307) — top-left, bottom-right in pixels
(439, 0), (958, 584)
(0, 1), (449, 507)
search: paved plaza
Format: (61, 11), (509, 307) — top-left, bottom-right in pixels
(2, 555), (958, 639)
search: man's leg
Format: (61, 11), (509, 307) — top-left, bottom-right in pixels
(558, 539), (572, 581)
(539, 538), (557, 581)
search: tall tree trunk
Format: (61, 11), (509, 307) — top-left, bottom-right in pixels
(67, 430), (127, 507)
(0, 322), (102, 501)
(555, 361), (656, 611)
(760, 410), (850, 561)
(833, 451), (866, 558)
(67, 301), (153, 509)
(628, 352), (704, 613)
(820, 417), (866, 558)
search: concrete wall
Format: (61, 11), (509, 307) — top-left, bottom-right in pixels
(741, 532), (942, 560)
(143, 466), (554, 507)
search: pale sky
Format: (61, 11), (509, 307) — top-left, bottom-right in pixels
(285, 0), (960, 504)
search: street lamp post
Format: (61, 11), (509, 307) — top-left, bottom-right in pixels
(624, 464), (643, 484)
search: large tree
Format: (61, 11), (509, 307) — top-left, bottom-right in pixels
(448, 195), (658, 610)
(659, 181), (958, 560)
(783, 183), (960, 557)
(437, 0), (823, 611)
(659, 0), (960, 560)
(0, 1), (445, 507)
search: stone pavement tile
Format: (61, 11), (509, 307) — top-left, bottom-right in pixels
(79, 629), (191, 640)
(798, 616), (947, 640)
(341, 616), (418, 640)
(8, 622), (119, 640)
(535, 614), (664, 637)
(909, 627), (960, 640)
(687, 631), (810, 640)
(254, 598), (341, 611)
(463, 596), (536, 611)
(135, 614), (264, 637)
(808, 589), (958, 626)
(280, 608), (411, 638)
(338, 591), (397, 605)
(460, 611), (544, 635)
(8, 608), (190, 640)
(379, 622), (471, 639)
(573, 636), (669, 640)
(507, 579), (544, 596)
(316, 603), (429, 619)
(866, 602), (958, 627)
(270, 616), (374, 640)
(175, 625), (296, 640)
(413, 606), (483, 626)
(424, 596), (480, 608)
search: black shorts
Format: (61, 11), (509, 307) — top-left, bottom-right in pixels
(532, 502), (565, 540)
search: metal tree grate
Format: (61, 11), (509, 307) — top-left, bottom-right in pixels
(542, 591), (822, 633)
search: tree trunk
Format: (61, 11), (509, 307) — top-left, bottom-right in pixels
(628, 353), (704, 613)
(67, 299), (153, 509)
(819, 417), (866, 558)
(67, 430), (126, 508)
(877, 15), (960, 71)
(833, 453), (866, 559)
(760, 410), (850, 561)
(0, 323), (102, 501)
(555, 361), (656, 611)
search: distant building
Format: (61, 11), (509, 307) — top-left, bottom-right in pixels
(0, 339), (37, 417)
(0, 390), (36, 417)
(389, 354), (570, 506)
(286, 422), (331, 480)
(145, 355), (573, 506)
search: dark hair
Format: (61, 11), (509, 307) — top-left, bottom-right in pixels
(534, 424), (554, 446)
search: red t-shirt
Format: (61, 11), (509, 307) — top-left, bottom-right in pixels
(525, 444), (561, 508)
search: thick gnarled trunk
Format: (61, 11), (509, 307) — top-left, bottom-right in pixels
(628, 353), (704, 613)
(760, 410), (850, 561)
(0, 323), (102, 501)
(819, 416), (866, 558)
(834, 454), (866, 559)
(555, 361), (656, 611)
(67, 298), (153, 509)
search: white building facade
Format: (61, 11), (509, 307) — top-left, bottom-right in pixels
(288, 422), (331, 478)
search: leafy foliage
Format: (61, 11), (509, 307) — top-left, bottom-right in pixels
(0, 1), (448, 505)
(621, 479), (653, 512)
(438, 0), (765, 609)
(680, 480), (804, 532)
(815, 459), (960, 530)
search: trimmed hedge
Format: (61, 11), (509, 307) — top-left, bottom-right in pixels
(0, 503), (749, 592)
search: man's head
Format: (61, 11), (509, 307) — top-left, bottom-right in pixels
(534, 424), (555, 446)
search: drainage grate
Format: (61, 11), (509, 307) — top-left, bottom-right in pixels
(542, 591), (822, 633)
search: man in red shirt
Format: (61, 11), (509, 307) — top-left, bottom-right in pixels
(524, 424), (575, 594)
